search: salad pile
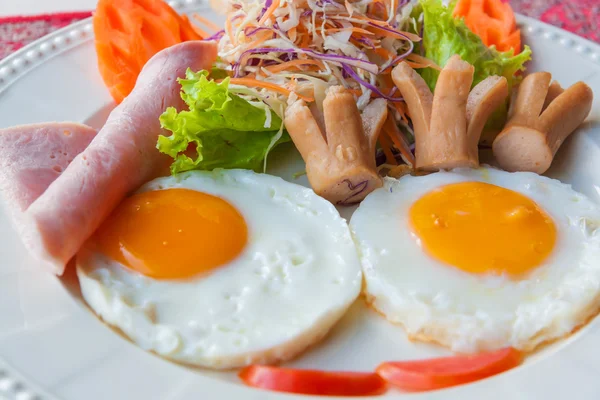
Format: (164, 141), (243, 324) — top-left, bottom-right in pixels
(94, 0), (532, 175)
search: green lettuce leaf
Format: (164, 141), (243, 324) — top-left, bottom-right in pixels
(157, 69), (288, 174)
(419, 0), (532, 91)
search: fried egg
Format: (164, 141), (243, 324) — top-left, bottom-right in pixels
(350, 167), (600, 353)
(77, 169), (362, 369)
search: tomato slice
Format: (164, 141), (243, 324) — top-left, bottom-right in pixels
(376, 348), (523, 392)
(93, 0), (202, 104)
(239, 365), (388, 397)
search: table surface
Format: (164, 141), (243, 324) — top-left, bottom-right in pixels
(0, 0), (96, 17)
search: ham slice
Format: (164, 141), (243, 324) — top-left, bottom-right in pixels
(21, 41), (218, 275)
(0, 122), (96, 215)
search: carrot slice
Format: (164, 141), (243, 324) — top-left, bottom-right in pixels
(453, 0), (470, 17)
(376, 348), (523, 392)
(454, 0), (521, 53)
(501, 29), (521, 54)
(94, 0), (202, 104)
(228, 78), (315, 102)
(239, 366), (387, 397)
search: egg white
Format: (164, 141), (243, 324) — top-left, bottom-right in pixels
(350, 167), (600, 353)
(77, 169), (362, 369)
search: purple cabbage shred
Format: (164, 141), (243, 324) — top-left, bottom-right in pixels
(342, 64), (404, 102)
(204, 29), (225, 41)
(356, 36), (376, 49)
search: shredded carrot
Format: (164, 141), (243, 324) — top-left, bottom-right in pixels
(368, 25), (411, 41)
(265, 59), (326, 74)
(325, 27), (375, 36)
(288, 27), (298, 43)
(296, 23), (308, 34)
(228, 78), (315, 102)
(406, 54), (442, 71)
(367, 23), (421, 42)
(192, 13), (222, 32)
(300, 33), (311, 48)
(345, 0), (357, 16)
(247, 31), (273, 50)
(393, 102), (409, 124)
(350, 35), (381, 47)
(374, 47), (394, 59)
(258, 0), (281, 25)
(367, 0), (389, 20)
(385, 116), (415, 166)
(294, 24), (309, 46)
(380, 72), (394, 88)
(404, 61), (426, 69)
(379, 130), (397, 166)
(322, 19), (338, 28)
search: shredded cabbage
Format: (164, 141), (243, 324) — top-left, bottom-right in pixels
(214, 0), (417, 110)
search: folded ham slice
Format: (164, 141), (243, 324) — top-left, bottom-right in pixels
(22, 41), (218, 275)
(0, 122), (97, 216)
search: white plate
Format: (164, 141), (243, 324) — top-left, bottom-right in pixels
(1, 1), (600, 399)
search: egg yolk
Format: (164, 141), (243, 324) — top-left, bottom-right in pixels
(409, 182), (557, 276)
(95, 189), (248, 280)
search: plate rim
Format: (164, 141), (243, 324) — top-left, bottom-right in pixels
(1, 4), (600, 400)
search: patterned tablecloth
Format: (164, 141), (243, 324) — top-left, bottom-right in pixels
(0, 0), (598, 61)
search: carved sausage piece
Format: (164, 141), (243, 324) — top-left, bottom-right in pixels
(392, 55), (508, 172)
(284, 87), (387, 205)
(493, 72), (593, 174)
